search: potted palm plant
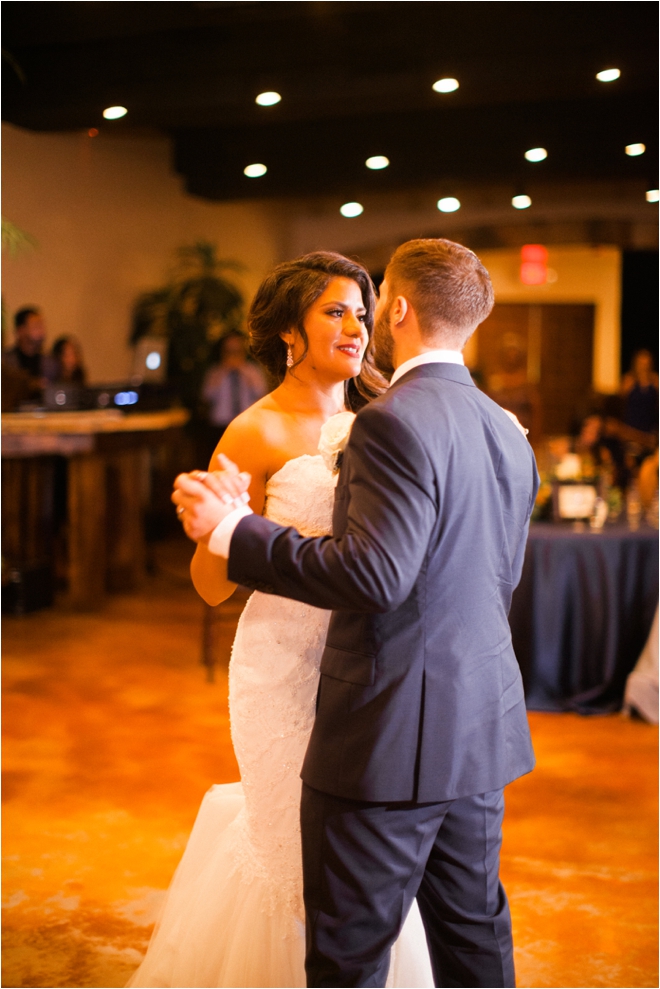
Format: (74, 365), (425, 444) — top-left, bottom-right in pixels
(131, 241), (245, 415)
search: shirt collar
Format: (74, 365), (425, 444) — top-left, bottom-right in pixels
(390, 349), (464, 386)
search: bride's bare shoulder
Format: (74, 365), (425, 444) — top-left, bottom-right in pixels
(211, 394), (291, 474)
(224, 395), (287, 446)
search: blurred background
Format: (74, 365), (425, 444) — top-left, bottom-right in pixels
(2, 4), (658, 987)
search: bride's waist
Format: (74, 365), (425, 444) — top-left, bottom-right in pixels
(242, 590), (330, 622)
(231, 591), (331, 672)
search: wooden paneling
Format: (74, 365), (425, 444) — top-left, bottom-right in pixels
(474, 303), (595, 439)
(539, 305), (595, 435)
(67, 454), (107, 610)
(1, 457), (55, 566)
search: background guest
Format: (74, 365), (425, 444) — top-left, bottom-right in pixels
(51, 335), (87, 385)
(620, 349), (658, 436)
(638, 448), (659, 514)
(197, 329), (268, 467)
(574, 410), (628, 490)
(1, 306), (57, 409)
(202, 329), (267, 432)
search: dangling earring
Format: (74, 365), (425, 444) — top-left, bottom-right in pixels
(286, 344), (294, 368)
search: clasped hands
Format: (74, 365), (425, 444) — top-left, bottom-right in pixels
(172, 454), (251, 544)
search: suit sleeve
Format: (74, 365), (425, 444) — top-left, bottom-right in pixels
(227, 404), (437, 613)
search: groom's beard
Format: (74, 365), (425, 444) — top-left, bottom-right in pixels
(373, 303), (396, 379)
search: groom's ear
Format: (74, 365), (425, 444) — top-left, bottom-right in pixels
(392, 295), (410, 327)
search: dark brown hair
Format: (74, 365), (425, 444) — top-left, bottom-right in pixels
(385, 238), (494, 348)
(248, 251), (386, 410)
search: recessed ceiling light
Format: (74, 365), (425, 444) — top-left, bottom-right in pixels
(512, 195), (532, 210)
(432, 78), (459, 93)
(625, 143), (646, 157)
(365, 155), (390, 170)
(340, 202), (364, 218)
(596, 68), (621, 82)
(646, 190), (660, 203)
(243, 163), (267, 178)
(103, 106), (127, 119)
(255, 91), (281, 106)
(437, 197), (460, 213)
(524, 147), (547, 162)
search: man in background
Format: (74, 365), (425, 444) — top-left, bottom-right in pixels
(198, 330), (267, 465)
(203, 330), (268, 433)
(2, 307), (57, 409)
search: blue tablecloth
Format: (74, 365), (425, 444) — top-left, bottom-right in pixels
(509, 523), (659, 714)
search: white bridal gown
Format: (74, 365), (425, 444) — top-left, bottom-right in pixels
(128, 441), (434, 988)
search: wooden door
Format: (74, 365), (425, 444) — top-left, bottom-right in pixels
(472, 303), (594, 439)
(539, 305), (595, 435)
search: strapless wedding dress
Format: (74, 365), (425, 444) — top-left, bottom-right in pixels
(128, 451), (433, 988)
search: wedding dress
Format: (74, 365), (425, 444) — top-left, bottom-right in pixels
(128, 426), (434, 988)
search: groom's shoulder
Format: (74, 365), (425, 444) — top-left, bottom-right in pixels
(365, 366), (467, 422)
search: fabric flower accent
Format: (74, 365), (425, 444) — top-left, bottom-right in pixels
(503, 408), (529, 437)
(318, 411), (356, 473)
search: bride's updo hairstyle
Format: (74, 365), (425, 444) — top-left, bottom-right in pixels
(248, 251), (387, 410)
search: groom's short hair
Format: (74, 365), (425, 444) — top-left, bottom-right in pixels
(385, 239), (494, 348)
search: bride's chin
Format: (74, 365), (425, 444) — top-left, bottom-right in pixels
(336, 356), (363, 375)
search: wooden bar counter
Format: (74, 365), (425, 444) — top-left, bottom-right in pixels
(2, 408), (188, 610)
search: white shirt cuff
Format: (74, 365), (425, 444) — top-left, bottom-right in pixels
(207, 504), (253, 557)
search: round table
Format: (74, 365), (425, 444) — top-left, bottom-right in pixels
(509, 522), (659, 714)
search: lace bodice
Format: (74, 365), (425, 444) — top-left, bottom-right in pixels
(226, 453), (337, 928)
(263, 453), (337, 535)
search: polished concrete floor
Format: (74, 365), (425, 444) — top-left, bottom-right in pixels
(2, 539), (658, 988)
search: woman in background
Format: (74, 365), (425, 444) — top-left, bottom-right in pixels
(51, 335), (86, 385)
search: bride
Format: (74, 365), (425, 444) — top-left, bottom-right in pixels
(128, 252), (433, 988)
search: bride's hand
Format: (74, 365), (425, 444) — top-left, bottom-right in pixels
(200, 454), (252, 504)
(172, 467), (250, 543)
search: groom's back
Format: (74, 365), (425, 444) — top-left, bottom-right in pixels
(302, 362), (539, 804)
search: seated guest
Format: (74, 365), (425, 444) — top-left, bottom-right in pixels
(620, 349), (658, 435)
(202, 330), (267, 432)
(2, 306), (57, 409)
(574, 411), (628, 489)
(638, 448), (659, 511)
(51, 335), (87, 385)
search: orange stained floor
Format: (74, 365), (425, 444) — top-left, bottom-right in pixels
(2, 538), (658, 989)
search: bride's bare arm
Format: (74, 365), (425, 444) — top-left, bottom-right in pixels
(190, 415), (271, 606)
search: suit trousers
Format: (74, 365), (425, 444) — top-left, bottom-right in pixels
(301, 784), (515, 988)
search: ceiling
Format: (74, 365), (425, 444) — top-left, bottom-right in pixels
(2, 1), (657, 202)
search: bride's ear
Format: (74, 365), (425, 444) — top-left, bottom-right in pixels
(280, 329), (295, 346)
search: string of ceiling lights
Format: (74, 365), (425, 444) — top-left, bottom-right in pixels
(97, 67), (658, 213)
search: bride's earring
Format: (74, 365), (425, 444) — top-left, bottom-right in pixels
(286, 344), (294, 368)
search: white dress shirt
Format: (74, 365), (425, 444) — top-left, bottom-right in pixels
(208, 349), (466, 558)
(390, 349), (464, 386)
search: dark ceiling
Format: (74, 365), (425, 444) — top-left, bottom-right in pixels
(2, 1), (657, 201)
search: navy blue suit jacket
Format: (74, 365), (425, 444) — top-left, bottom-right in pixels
(228, 363), (539, 802)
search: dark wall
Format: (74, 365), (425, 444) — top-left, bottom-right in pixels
(620, 251), (659, 375)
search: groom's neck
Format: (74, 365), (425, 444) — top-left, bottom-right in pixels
(393, 341), (461, 369)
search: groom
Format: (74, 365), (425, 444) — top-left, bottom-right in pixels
(175, 238), (539, 987)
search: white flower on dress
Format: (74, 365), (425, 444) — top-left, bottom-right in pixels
(503, 408), (529, 437)
(318, 411), (356, 473)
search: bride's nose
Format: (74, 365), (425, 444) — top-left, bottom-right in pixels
(343, 313), (365, 336)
